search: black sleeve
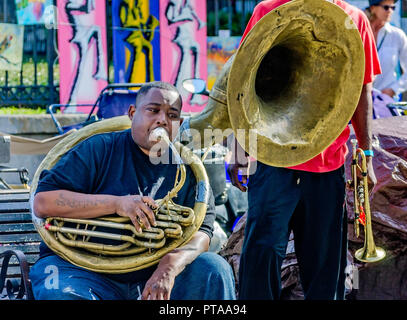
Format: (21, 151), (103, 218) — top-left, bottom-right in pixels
(183, 169), (216, 240)
(198, 188), (216, 240)
(35, 134), (107, 195)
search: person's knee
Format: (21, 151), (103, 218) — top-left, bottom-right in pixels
(33, 284), (98, 300)
(192, 252), (236, 294)
(242, 235), (287, 260)
(195, 252), (234, 277)
(29, 256), (103, 300)
(173, 252), (236, 299)
(30, 270), (99, 300)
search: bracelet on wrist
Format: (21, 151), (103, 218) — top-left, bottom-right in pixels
(363, 149), (374, 157)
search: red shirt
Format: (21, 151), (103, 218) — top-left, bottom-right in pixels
(241, 0), (381, 172)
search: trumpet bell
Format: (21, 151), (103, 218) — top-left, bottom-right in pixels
(355, 246), (386, 263)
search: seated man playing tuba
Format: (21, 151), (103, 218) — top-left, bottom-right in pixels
(30, 81), (236, 300)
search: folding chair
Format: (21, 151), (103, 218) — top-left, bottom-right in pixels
(0, 136), (29, 190)
(48, 83), (142, 135)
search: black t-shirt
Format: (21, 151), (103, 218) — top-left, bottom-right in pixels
(35, 128), (215, 282)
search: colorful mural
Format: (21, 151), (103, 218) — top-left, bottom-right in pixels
(0, 23), (24, 71)
(112, 0), (160, 84)
(15, 0), (54, 25)
(207, 36), (241, 90)
(160, 0), (207, 113)
(57, 0), (108, 111)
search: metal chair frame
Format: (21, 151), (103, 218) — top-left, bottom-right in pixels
(48, 83), (143, 135)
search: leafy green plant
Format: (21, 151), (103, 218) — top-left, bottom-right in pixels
(0, 107), (46, 115)
(0, 57), (59, 86)
(207, 10), (252, 36)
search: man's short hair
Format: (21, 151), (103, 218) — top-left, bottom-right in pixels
(135, 81), (182, 108)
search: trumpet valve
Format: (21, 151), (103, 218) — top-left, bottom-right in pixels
(357, 184), (365, 203)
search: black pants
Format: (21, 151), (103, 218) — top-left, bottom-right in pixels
(238, 162), (347, 300)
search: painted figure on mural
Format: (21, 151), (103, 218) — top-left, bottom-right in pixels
(165, 0), (206, 105)
(0, 35), (16, 66)
(65, 0), (108, 104)
(120, 0), (159, 82)
(0, 24), (24, 71)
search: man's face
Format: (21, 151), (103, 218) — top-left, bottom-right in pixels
(128, 87), (182, 153)
(371, 0), (395, 23)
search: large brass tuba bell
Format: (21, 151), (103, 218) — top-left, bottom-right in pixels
(183, 0), (365, 167)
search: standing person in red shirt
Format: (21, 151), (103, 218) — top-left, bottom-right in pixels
(227, 0), (381, 300)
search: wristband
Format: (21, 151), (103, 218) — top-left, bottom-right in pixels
(363, 149), (374, 157)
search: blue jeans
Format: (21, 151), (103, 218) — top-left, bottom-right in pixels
(30, 252), (236, 300)
(238, 163), (347, 300)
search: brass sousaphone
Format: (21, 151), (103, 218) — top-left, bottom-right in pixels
(31, 0), (366, 273)
(182, 0), (365, 166)
(30, 117), (210, 273)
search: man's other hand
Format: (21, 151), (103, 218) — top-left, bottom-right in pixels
(141, 266), (176, 300)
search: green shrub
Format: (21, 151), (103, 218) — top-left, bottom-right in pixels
(0, 107), (46, 115)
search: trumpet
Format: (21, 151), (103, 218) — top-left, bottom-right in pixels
(349, 139), (385, 263)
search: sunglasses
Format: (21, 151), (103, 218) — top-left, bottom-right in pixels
(378, 4), (396, 11)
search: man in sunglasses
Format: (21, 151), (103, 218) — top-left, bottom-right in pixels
(366, 0), (407, 101)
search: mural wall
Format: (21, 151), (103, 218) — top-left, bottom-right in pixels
(57, 0), (108, 110)
(159, 0), (208, 113)
(0, 23), (24, 71)
(55, 1), (236, 114)
(15, 0), (54, 25)
(112, 0), (161, 84)
(207, 36), (240, 90)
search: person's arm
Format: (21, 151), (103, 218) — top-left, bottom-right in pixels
(226, 138), (250, 192)
(350, 83), (377, 192)
(227, 2), (268, 191)
(141, 231), (209, 300)
(34, 190), (157, 232)
(141, 170), (215, 300)
(186, 1), (205, 30)
(165, 1), (192, 24)
(387, 30), (407, 96)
